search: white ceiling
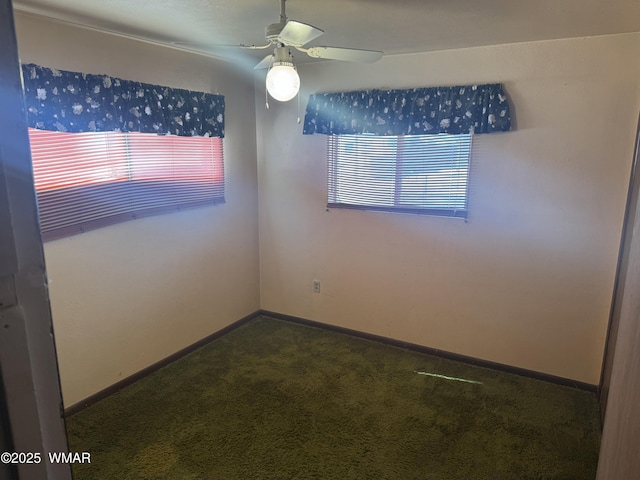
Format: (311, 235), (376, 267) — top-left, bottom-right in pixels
(12, 0), (640, 66)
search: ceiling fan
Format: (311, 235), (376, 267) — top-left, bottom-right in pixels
(175, 0), (383, 102)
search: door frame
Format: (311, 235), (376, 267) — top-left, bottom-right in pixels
(599, 111), (640, 417)
(0, 1), (72, 478)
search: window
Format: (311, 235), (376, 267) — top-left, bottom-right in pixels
(28, 129), (225, 241)
(327, 134), (472, 218)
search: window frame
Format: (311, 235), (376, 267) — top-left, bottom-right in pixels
(327, 133), (472, 219)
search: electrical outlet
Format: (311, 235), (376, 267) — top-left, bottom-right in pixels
(313, 280), (321, 293)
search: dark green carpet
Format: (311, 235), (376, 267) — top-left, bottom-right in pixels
(67, 316), (601, 479)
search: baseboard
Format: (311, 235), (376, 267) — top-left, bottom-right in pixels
(259, 310), (598, 393)
(64, 310), (262, 417)
(65, 308), (597, 416)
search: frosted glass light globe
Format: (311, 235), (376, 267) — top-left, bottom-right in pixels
(266, 64), (300, 102)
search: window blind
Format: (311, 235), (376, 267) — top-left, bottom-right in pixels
(28, 129), (224, 241)
(328, 134), (471, 218)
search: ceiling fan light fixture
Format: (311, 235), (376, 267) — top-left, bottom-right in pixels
(266, 61), (300, 102)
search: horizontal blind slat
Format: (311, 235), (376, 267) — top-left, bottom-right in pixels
(28, 129), (225, 240)
(328, 134), (471, 217)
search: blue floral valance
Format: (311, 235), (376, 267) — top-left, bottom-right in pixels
(21, 63), (225, 138)
(303, 83), (510, 136)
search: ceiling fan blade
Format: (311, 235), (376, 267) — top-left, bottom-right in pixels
(253, 54), (273, 70)
(278, 20), (324, 47)
(304, 46), (383, 63)
(171, 42), (272, 50)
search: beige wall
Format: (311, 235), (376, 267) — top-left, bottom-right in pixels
(14, 11), (640, 404)
(257, 33), (640, 385)
(15, 14), (261, 406)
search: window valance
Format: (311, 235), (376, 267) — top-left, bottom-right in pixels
(303, 83), (510, 136)
(21, 63), (225, 138)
